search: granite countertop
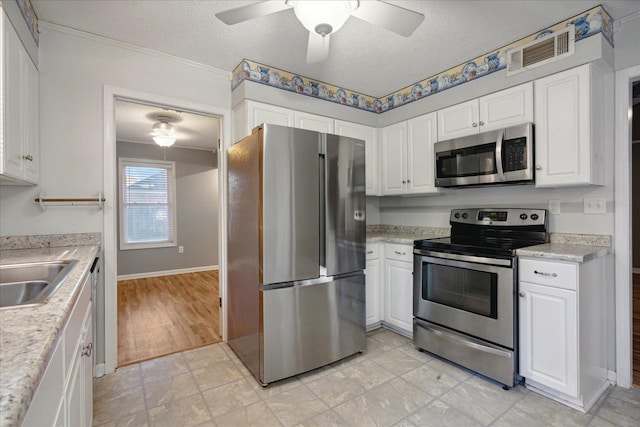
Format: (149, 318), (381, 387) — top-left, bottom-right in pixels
(0, 244), (100, 427)
(366, 225), (450, 245)
(516, 243), (610, 263)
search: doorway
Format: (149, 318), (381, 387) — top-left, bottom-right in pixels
(102, 86), (231, 376)
(114, 97), (222, 367)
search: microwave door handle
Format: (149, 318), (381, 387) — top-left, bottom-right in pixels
(495, 130), (505, 179)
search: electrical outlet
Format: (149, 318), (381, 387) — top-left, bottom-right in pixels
(178, 246), (184, 253)
(583, 198), (606, 214)
(548, 199), (561, 215)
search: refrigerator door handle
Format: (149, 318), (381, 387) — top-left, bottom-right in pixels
(262, 275), (334, 290)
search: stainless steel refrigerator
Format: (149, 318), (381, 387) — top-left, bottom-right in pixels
(227, 123), (366, 386)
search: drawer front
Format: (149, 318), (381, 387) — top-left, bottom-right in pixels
(519, 258), (577, 290)
(385, 243), (413, 263)
(366, 244), (379, 260)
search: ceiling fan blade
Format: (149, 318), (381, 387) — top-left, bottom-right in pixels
(351, 1), (424, 37)
(215, 1), (291, 25)
(307, 32), (330, 63)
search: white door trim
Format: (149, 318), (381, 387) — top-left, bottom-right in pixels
(614, 65), (640, 388)
(102, 85), (231, 374)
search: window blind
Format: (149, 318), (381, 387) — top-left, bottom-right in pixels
(119, 158), (177, 249)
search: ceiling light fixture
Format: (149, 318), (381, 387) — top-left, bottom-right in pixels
(292, 0), (358, 37)
(151, 117), (177, 147)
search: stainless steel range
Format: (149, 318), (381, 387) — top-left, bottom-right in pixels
(413, 208), (548, 387)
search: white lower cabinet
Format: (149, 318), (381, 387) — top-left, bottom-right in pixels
(518, 256), (608, 412)
(383, 243), (413, 335)
(365, 243), (381, 328)
(23, 273), (93, 427)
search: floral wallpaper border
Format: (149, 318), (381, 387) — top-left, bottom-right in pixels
(16, 0), (39, 45)
(231, 5), (613, 114)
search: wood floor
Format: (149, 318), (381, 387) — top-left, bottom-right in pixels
(117, 270), (221, 367)
(634, 273), (640, 387)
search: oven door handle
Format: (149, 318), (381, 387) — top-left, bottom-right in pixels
(495, 129), (505, 180)
(413, 249), (512, 267)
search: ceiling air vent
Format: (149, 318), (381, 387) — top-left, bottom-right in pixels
(507, 25), (575, 76)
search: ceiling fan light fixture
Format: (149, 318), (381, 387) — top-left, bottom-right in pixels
(151, 120), (177, 147)
(293, 1), (357, 36)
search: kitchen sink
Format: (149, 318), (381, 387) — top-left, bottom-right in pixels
(0, 260), (78, 309)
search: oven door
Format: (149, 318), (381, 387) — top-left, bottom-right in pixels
(413, 250), (515, 349)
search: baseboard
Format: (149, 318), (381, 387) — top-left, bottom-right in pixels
(94, 363), (106, 378)
(607, 370), (617, 384)
(117, 265), (219, 281)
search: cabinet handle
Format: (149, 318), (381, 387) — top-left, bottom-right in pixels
(479, 121), (485, 126)
(535, 165), (542, 171)
(22, 155), (33, 162)
(534, 270), (557, 278)
(472, 122), (478, 127)
(81, 342), (93, 357)
(402, 180), (406, 184)
(394, 250), (406, 256)
(407, 179), (411, 183)
(519, 292), (525, 297)
(367, 250), (373, 254)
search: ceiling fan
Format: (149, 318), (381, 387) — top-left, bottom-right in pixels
(215, 1), (424, 63)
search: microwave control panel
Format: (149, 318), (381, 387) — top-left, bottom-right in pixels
(502, 137), (527, 172)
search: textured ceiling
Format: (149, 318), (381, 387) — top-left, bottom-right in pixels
(115, 100), (220, 151)
(31, 1), (640, 97)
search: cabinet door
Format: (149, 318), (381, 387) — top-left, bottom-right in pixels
(534, 65), (592, 187)
(384, 259), (413, 334)
(334, 120), (379, 196)
(81, 307), (94, 426)
(23, 54), (39, 183)
(436, 99), (479, 140)
(67, 303), (93, 427)
(365, 258), (381, 326)
(519, 281), (578, 398)
(479, 82), (533, 132)
(406, 113), (439, 194)
(248, 101), (294, 131)
(2, 13), (25, 179)
(380, 122), (406, 195)
(294, 111), (334, 133)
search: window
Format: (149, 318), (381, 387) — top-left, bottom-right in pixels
(119, 158), (177, 250)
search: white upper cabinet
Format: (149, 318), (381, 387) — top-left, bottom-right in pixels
(334, 120), (379, 196)
(534, 64), (605, 188)
(381, 112), (439, 195)
(407, 113), (439, 194)
(232, 100), (294, 141)
(294, 111), (334, 133)
(381, 122), (406, 195)
(1, 11), (39, 185)
(437, 82), (533, 140)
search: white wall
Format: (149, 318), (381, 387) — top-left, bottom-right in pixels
(0, 25), (231, 236)
(116, 142), (219, 276)
(614, 11), (640, 71)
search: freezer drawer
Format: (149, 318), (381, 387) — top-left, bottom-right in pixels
(260, 273), (366, 384)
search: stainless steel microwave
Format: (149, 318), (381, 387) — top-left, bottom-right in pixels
(434, 123), (534, 188)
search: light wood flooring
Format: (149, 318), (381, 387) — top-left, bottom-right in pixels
(634, 273), (640, 387)
(117, 270), (220, 367)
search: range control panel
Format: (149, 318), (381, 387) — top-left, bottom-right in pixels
(450, 208), (547, 226)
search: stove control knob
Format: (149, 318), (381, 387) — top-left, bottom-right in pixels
(454, 212), (461, 219)
(530, 213), (539, 221)
(520, 213), (528, 220)
(461, 212), (468, 219)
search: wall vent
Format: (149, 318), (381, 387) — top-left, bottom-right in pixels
(507, 25), (575, 76)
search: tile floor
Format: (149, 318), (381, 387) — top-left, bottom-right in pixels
(93, 328), (640, 426)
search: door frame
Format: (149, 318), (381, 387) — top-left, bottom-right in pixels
(102, 85), (231, 374)
(614, 64), (640, 388)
